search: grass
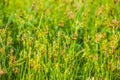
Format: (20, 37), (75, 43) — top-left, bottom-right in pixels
(0, 0), (120, 80)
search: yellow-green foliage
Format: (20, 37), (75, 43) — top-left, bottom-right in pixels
(0, 0), (120, 80)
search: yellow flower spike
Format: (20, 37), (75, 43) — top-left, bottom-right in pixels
(34, 42), (40, 48)
(55, 63), (59, 70)
(7, 36), (13, 46)
(10, 48), (14, 54)
(31, 1), (35, 10)
(109, 35), (118, 54)
(71, 37), (77, 40)
(72, 31), (78, 40)
(0, 47), (5, 54)
(93, 54), (98, 61)
(33, 64), (38, 72)
(29, 73), (33, 79)
(0, 29), (5, 37)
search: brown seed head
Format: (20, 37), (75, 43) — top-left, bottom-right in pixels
(36, 8), (39, 15)
(112, 19), (119, 29)
(24, 55), (27, 60)
(95, 33), (103, 43)
(58, 21), (64, 28)
(68, 11), (75, 20)
(13, 67), (19, 74)
(96, 5), (104, 16)
(113, 0), (118, 4)
(0, 70), (6, 75)
(72, 37), (77, 40)
(21, 33), (25, 41)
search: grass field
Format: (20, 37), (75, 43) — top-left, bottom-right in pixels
(0, 0), (120, 80)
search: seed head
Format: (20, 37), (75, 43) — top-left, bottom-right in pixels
(21, 33), (25, 41)
(113, 0), (118, 4)
(0, 69), (6, 75)
(112, 19), (119, 29)
(13, 67), (19, 74)
(96, 5), (104, 16)
(58, 21), (64, 28)
(68, 11), (75, 20)
(95, 33), (102, 43)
